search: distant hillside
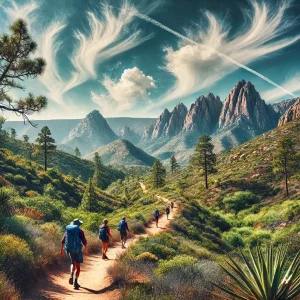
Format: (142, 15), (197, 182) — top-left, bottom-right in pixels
(85, 139), (156, 167)
(0, 133), (125, 186)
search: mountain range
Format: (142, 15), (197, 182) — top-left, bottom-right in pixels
(3, 80), (298, 167)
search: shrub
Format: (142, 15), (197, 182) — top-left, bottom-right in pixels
(13, 175), (27, 186)
(0, 235), (34, 288)
(0, 188), (13, 217)
(129, 220), (145, 234)
(223, 191), (259, 213)
(155, 255), (197, 277)
(0, 217), (29, 240)
(223, 231), (244, 247)
(0, 272), (20, 300)
(135, 252), (158, 263)
(84, 231), (101, 254)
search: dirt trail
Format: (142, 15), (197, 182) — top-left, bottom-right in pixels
(29, 183), (178, 300)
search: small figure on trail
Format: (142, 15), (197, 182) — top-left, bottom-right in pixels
(154, 208), (159, 227)
(99, 219), (113, 260)
(170, 201), (174, 211)
(118, 216), (130, 249)
(60, 218), (88, 290)
(166, 206), (170, 220)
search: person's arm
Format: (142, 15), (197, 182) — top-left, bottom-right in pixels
(80, 230), (88, 254)
(125, 222), (130, 233)
(60, 232), (66, 256)
(107, 226), (113, 238)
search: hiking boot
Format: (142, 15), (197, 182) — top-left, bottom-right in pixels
(74, 280), (80, 290)
(102, 253), (105, 259)
(69, 277), (73, 285)
(104, 254), (109, 260)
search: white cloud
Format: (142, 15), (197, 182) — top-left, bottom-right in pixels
(261, 74), (300, 102)
(3, 0), (38, 27)
(159, 0), (300, 105)
(63, 1), (152, 93)
(91, 67), (156, 114)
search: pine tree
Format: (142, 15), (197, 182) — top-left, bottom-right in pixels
(10, 128), (16, 139)
(81, 179), (99, 212)
(274, 136), (298, 196)
(150, 159), (166, 189)
(23, 134), (32, 159)
(75, 147), (81, 157)
(35, 126), (56, 171)
(0, 20), (47, 123)
(194, 135), (217, 189)
(170, 155), (179, 173)
(92, 152), (104, 189)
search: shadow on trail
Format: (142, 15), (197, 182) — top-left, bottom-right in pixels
(80, 283), (119, 294)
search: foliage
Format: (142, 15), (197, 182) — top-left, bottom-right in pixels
(135, 252), (159, 263)
(81, 179), (99, 212)
(35, 126), (56, 171)
(0, 188), (13, 217)
(150, 159), (166, 189)
(223, 191), (259, 213)
(215, 244), (300, 300)
(0, 272), (20, 300)
(92, 152), (104, 189)
(0, 19), (47, 122)
(193, 135), (217, 189)
(274, 136), (298, 196)
(170, 155), (179, 173)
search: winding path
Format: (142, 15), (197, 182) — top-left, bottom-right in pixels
(27, 183), (178, 300)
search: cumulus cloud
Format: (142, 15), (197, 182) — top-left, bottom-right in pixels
(261, 74), (300, 102)
(159, 0), (300, 105)
(63, 1), (153, 93)
(91, 67), (156, 114)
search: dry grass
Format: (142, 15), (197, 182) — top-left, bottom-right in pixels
(0, 272), (21, 300)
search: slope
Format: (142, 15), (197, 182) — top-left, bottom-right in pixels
(85, 139), (156, 167)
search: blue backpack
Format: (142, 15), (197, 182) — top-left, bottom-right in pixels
(117, 220), (126, 232)
(154, 209), (159, 217)
(65, 225), (81, 253)
(99, 225), (109, 241)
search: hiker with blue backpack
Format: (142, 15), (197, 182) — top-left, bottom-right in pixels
(60, 218), (88, 290)
(99, 219), (113, 259)
(118, 216), (130, 249)
(154, 208), (159, 227)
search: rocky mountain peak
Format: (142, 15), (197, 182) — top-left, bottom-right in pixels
(272, 98), (297, 116)
(151, 109), (171, 139)
(165, 103), (188, 137)
(62, 110), (118, 155)
(120, 126), (140, 144)
(278, 98), (300, 127)
(184, 93), (222, 134)
(218, 80), (277, 132)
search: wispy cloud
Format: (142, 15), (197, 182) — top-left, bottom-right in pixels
(157, 0), (300, 105)
(3, 0), (38, 27)
(261, 74), (300, 102)
(63, 1), (153, 93)
(91, 67), (156, 115)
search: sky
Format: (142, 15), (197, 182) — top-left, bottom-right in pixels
(1, 0), (300, 120)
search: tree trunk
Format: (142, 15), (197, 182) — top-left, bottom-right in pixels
(284, 155), (289, 196)
(204, 151), (208, 189)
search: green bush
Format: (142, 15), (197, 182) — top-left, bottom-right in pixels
(13, 175), (27, 186)
(223, 191), (259, 213)
(0, 217), (29, 240)
(155, 255), (197, 277)
(136, 252), (158, 263)
(223, 231), (244, 247)
(0, 235), (34, 288)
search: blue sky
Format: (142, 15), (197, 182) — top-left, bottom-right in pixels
(1, 0), (300, 120)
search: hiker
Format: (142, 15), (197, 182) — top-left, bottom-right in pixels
(99, 219), (113, 260)
(170, 201), (174, 211)
(166, 206), (170, 220)
(118, 216), (130, 249)
(60, 218), (88, 290)
(154, 208), (159, 227)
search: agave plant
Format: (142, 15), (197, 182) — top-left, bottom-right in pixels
(215, 244), (300, 300)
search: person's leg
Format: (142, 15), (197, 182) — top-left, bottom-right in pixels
(68, 253), (76, 285)
(120, 233), (124, 248)
(74, 252), (83, 289)
(103, 242), (109, 258)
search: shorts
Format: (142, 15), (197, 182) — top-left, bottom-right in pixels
(120, 231), (127, 240)
(68, 251), (83, 264)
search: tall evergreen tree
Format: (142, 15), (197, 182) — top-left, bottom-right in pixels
(10, 128), (16, 139)
(35, 126), (56, 171)
(150, 159), (166, 189)
(92, 152), (104, 189)
(170, 155), (179, 173)
(81, 179), (99, 212)
(0, 20), (47, 123)
(194, 135), (217, 189)
(274, 136), (298, 196)
(23, 134), (32, 159)
(74, 147), (81, 157)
